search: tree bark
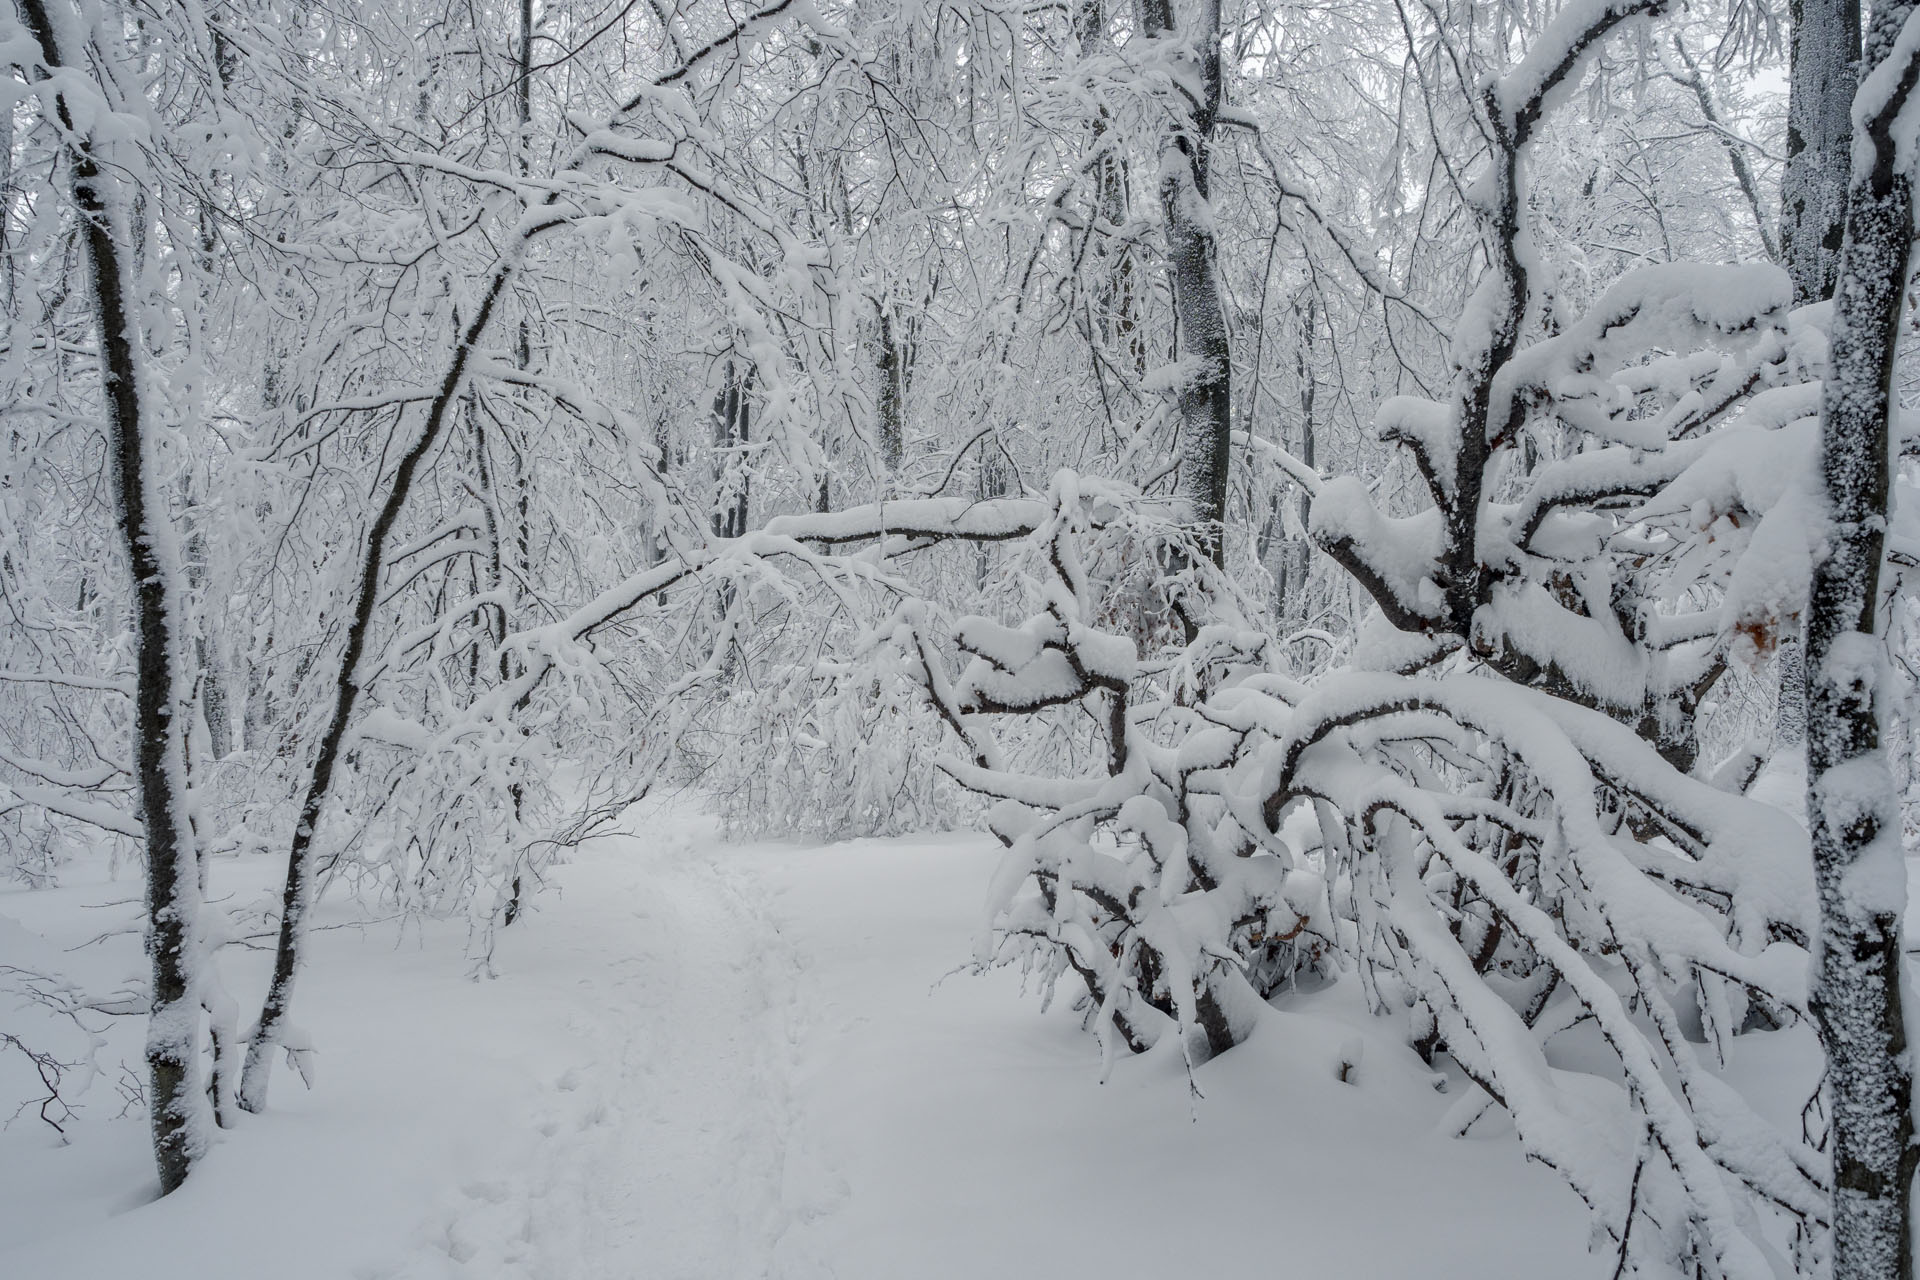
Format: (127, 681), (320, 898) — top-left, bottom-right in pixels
(239, 259), (517, 1113)
(1804, 3), (1920, 1275)
(1141, 0), (1231, 568)
(711, 358), (752, 539)
(1075, 0), (1141, 380)
(1284, 293), (1316, 614)
(17, 0), (209, 1193)
(1783, 0), (1861, 305)
(875, 307), (904, 480)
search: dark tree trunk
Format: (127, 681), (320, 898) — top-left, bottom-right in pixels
(509, 0), (535, 594)
(1283, 293), (1317, 614)
(711, 358), (752, 540)
(240, 259), (517, 1113)
(975, 441), (1006, 588)
(18, 0), (208, 1194)
(650, 411), (674, 565)
(1074, 0), (1140, 380)
(876, 307), (905, 480)
(1775, 0), (1858, 760)
(1782, 0), (1861, 305)
(1774, 625), (1808, 753)
(1141, 0), (1231, 569)
(1804, 4), (1920, 1275)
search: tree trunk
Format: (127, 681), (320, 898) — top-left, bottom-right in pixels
(1774, 624), (1808, 754)
(1283, 293), (1317, 616)
(239, 257), (518, 1113)
(1075, 0), (1140, 381)
(18, 0), (209, 1194)
(975, 440), (1005, 588)
(1804, 4), (1920, 1275)
(1782, 0), (1861, 305)
(875, 307), (905, 481)
(1141, 0), (1231, 569)
(711, 357), (752, 539)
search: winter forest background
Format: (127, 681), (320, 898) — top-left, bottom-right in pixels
(5, 0), (1920, 1275)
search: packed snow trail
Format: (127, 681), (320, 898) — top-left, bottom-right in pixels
(405, 831), (817, 1280)
(2, 807), (1612, 1278)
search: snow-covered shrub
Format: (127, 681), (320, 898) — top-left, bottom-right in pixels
(1262, 672), (1823, 1273)
(897, 474), (1335, 1066)
(919, 463), (1829, 1275)
(1284, 188), (1837, 1280)
(1274, 125), (1837, 1280)
(909, 18), (1844, 1263)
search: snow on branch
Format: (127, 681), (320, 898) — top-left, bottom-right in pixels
(1309, 477), (1448, 634)
(1490, 263), (1792, 451)
(1263, 670), (1822, 1269)
(897, 473), (1822, 1275)
(1490, 0), (1671, 141)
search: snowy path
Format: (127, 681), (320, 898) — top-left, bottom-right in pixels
(407, 839), (815, 1280)
(2, 810), (1606, 1279)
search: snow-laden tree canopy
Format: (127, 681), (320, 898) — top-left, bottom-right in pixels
(5, 0), (1918, 1275)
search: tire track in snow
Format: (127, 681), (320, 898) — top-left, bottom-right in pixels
(392, 825), (838, 1280)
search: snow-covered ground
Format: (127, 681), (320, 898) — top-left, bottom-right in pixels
(3, 807), (1607, 1279)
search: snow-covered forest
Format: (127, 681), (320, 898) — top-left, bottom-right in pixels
(4, 0), (1920, 1275)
